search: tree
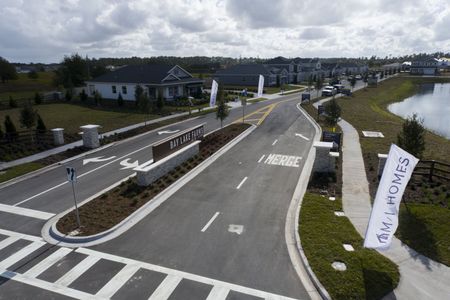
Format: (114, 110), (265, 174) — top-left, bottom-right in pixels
(307, 75), (314, 92)
(36, 114), (46, 134)
(0, 57), (18, 83)
(28, 70), (39, 79)
(54, 53), (88, 87)
(79, 89), (88, 102)
(380, 71), (384, 79)
(134, 85), (144, 106)
(323, 98), (341, 126)
(94, 91), (102, 106)
(216, 85), (229, 128)
(34, 92), (43, 105)
(156, 94), (164, 113)
(117, 93), (124, 107)
(9, 96), (17, 108)
(20, 103), (37, 129)
(65, 89), (73, 101)
(397, 113), (425, 158)
(4, 115), (17, 141)
(314, 76), (323, 98)
(0, 125), (3, 139)
(350, 76), (357, 91)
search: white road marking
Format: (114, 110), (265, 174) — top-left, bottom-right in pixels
(264, 153), (302, 167)
(0, 270), (94, 299)
(201, 212), (220, 232)
(55, 255), (100, 286)
(13, 142), (157, 207)
(0, 229), (43, 242)
(96, 264), (140, 298)
(228, 225), (244, 235)
(0, 203), (54, 220)
(236, 177), (248, 189)
(157, 129), (180, 135)
(119, 158), (140, 170)
(148, 274), (182, 300)
(76, 247), (300, 300)
(24, 248), (73, 277)
(0, 241), (45, 269)
(82, 155), (116, 166)
(0, 236), (19, 251)
(258, 154), (265, 163)
(272, 139), (278, 146)
(295, 133), (310, 141)
(206, 286), (230, 300)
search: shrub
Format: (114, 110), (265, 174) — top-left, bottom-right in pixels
(8, 96), (17, 108)
(34, 92), (43, 105)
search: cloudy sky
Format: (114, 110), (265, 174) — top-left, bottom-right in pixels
(1, 0), (450, 63)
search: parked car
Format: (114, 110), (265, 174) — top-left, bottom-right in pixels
(355, 74), (362, 80)
(333, 84), (345, 93)
(322, 86), (337, 97)
(341, 88), (352, 96)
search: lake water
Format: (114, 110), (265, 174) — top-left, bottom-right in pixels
(388, 83), (450, 139)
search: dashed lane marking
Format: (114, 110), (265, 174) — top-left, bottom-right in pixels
(236, 177), (248, 189)
(201, 212), (220, 232)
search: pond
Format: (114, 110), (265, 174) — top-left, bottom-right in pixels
(388, 83), (450, 139)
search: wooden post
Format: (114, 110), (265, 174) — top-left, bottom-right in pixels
(429, 160), (435, 182)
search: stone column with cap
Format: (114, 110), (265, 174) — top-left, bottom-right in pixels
(312, 141), (339, 174)
(51, 128), (64, 146)
(80, 124), (100, 149)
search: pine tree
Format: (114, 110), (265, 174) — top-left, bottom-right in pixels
(324, 98), (341, 126)
(20, 103), (36, 129)
(398, 114), (425, 158)
(4, 115), (17, 141)
(156, 94), (164, 113)
(9, 96), (17, 108)
(117, 93), (124, 107)
(34, 92), (43, 105)
(94, 91), (102, 106)
(215, 85), (229, 128)
(36, 114), (46, 134)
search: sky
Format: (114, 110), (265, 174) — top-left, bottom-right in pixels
(1, 0), (450, 63)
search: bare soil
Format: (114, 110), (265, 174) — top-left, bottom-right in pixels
(57, 123), (250, 236)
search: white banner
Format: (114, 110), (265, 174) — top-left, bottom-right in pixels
(257, 75), (264, 98)
(364, 144), (419, 249)
(209, 80), (218, 107)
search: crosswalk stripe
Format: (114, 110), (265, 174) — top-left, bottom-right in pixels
(95, 264), (140, 298)
(0, 236), (19, 250)
(206, 286), (230, 300)
(148, 274), (182, 300)
(55, 255), (100, 286)
(0, 228), (43, 242)
(24, 247), (73, 277)
(0, 241), (44, 270)
(0, 269), (100, 300)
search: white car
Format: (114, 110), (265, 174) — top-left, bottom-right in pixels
(322, 86), (337, 97)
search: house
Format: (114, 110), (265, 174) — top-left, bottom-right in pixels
(321, 62), (339, 78)
(410, 58), (439, 75)
(213, 64), (278, 87)
(335, 62), (368, 75)
(265, 57), (297, 83)
(86, 64), (203, 101)
(294, 58), (322, 82)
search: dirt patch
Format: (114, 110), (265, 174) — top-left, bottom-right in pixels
(56, 123), (251, 236)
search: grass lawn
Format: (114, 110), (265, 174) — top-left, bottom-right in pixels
(335, 76), (450, 265)
(247, 97), (268, 104)
(0, 103), (159, 134)
(0, 162), (44, 183)
(0, 72), (55, 102)
(299, 193), (399, 300)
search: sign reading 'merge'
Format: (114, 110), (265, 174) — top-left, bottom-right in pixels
(152, 124), (205, 161)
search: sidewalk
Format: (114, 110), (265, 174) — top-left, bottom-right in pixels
(314, 78), (450, 299)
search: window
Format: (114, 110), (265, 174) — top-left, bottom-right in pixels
(122, 86), (127, 94)
(112, 86), (117, 94)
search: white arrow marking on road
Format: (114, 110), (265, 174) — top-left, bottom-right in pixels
(83, 156), (116, 166)
(119, 158), (140, 170)
(228, 225), (244, 235)
(157, 129), (180, 135)
(295, 133), (310, 141)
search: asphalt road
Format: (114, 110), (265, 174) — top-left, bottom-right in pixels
(0, 92), (317, 299)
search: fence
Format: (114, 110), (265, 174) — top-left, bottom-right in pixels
(413, 160), (450, 182)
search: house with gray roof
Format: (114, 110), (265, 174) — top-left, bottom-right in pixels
(410, 58), (439, 75)
(213, 64), (278, 87)
(86, 64), (203, 101)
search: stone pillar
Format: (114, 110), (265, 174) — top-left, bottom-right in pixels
(312, 141), (338, 173)
(51, 128), (64, 146)
(377, 153), (388, 179)
(80, 125), (100, 149)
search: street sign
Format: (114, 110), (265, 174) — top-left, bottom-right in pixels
(301, 93), (311, 102)
(318, 105), (325, 115)
(322, 131), (342, 150)
(66, 167), (76, 182)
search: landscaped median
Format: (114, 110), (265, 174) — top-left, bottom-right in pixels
(299, 193), (400, 300)
(43, 123), (253, 246)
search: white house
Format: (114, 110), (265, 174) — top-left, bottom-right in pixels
(86, 64), (203, 101)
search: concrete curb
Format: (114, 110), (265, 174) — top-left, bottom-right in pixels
(42, 124), (257, 248)
(285, 102), (331, 300)
(0, 116), (200, 190)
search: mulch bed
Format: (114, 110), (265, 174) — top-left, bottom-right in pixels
(56, 123), (250, 236)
